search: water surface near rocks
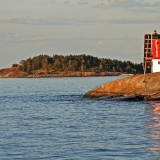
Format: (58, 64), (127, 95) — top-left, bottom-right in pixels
(0, 77), (160, 160)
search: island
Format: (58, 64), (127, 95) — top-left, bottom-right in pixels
(0, 54), (143, 78)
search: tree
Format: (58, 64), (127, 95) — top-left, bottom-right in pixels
(99, 63), (104, 71)
(53, 59), (61, 70)
(32, 56), (41, 70)
(42, 56), (48, 70)
(20, 60), (27, 72)
(126, 66), (132, 73)
(12, 64), (19, 67)
(26, 59), (32, 74)
(112, 67), (116, 72)
(81, 64), (86, 72)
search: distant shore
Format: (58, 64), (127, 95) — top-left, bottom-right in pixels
(0, 67), (124, 78)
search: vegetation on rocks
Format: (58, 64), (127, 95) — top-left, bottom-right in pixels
(0, 54), (144, 78)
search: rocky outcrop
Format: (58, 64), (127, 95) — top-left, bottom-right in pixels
(83, 72), (160, 101)
(0, 67), (27, 78)
(0, 67), (120, 78)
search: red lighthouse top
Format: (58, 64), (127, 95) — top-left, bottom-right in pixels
(152, 30), (160, 59)
(143, 30), (160, 74)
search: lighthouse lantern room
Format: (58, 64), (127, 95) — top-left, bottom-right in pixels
(144, 30), (160, 74)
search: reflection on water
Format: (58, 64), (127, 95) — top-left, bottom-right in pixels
(146, 101), (160, 156)
(1, 77), (160, 159)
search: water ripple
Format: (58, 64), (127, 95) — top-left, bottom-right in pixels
(0, 77), (158, 159)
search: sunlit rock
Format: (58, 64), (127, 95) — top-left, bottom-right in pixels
(83, 72), (160, 101)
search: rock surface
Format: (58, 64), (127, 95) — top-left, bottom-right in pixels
(83, 72), (160, 101)
(0, 67), (27, 78)
(0, 67), (120, 78)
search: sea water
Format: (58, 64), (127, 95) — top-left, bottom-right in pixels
(0, 77), (160, 160)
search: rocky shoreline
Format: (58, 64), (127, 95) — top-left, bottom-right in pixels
(83, 72), (160, 101)
(0, 67), (121, 78)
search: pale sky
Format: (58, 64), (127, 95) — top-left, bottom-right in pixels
(0, 0), (160, 69)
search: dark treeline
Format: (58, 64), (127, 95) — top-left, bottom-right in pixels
(13, 54), (143, 74)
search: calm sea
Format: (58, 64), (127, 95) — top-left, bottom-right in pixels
(0, 77), (160, 160)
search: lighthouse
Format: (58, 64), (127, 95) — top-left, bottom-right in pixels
(144, 30), (160, 74)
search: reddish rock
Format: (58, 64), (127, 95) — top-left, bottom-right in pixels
(0, 67), (120, 78)
(0, 67), (27, 78)
(83, 72), (160, 101)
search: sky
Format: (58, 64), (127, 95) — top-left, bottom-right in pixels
(0, 0), (160, 69)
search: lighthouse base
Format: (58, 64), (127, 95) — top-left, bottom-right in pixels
(152, 59), (160, 73)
